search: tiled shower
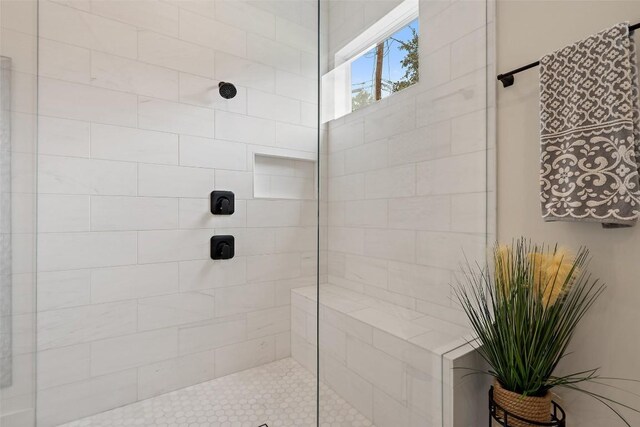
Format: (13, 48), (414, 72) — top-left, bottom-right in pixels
(0, 0), (494, 426)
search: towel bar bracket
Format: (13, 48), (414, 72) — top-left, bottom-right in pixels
(496, 73), (515, 88)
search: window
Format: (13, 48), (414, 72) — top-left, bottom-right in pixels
(321, 0), (420, 122)
(351, 19), (419, 111)
(320, 0), (420, 123)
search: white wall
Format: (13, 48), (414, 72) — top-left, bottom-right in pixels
(497, 1), (640, 425)
(0, 0), (38, 425)
(317, 1), (493, 425)
(325, 0), (491, 327)
(35, 1), (318, 425)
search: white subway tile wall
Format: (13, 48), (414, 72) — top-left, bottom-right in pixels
(36, 0), (318, 425)
(291, 285), (457, 427)
(1, 0), (39, 424)
(325, 0), (488, 328)
(317, 1), (491, 422)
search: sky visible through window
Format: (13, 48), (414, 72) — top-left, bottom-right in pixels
(351, 18), (419, 111)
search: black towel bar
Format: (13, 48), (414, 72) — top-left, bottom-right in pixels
(497, 22), (640, 88)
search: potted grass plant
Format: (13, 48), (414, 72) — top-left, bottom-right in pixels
(455, 238), (639, 426)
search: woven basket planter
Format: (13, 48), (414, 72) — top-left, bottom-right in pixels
(493, 380), (552, 427)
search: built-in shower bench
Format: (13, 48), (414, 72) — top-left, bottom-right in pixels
(290, 284), (489, 427)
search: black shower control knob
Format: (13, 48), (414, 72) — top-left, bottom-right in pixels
(217, 197), (230, 212)
(217, 242), (231, 259)
(210, 191), (234, 215)
(210, 235), (234, 260)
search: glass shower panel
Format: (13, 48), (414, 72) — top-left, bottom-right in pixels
(33, 0), (320, 425)
(0, 0), (39, 425)
(317, 0), (492, 425)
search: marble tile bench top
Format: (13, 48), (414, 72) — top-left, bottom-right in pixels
(292, 284), (474, 356)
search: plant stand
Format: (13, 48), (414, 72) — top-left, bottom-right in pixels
(489, 386), (566, 427)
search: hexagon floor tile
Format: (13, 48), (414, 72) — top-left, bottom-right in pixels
(60, 358), (375, 427)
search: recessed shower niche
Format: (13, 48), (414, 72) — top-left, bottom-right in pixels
(253, 153), (317, 200)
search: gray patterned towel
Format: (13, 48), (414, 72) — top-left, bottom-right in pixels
(540, 23), (640, 227)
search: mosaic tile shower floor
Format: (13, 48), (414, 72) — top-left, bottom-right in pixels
(60, 358), (374, 427)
